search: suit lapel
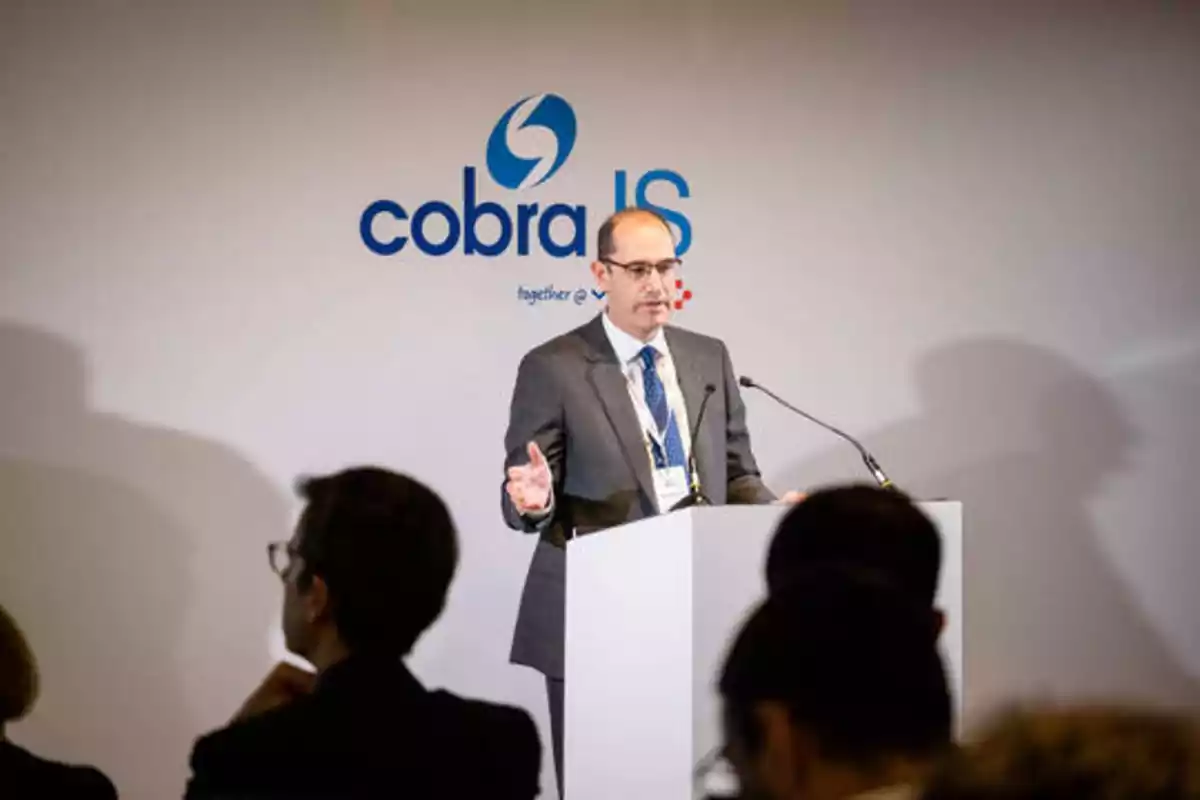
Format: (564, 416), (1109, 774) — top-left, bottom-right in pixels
(665, 327), (717, 498)
(580, 316), (656, 503)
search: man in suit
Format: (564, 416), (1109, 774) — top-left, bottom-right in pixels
(0, 604), (117, 799)
(186, 467), (542, 799)
(502, 207), (803, 795)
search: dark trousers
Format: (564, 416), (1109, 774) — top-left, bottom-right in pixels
(546, 676), (564, 798)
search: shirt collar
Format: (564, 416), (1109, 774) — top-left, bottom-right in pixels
(601, 311), (671, 366)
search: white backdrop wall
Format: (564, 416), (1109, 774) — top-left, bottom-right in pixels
(2, 2), (1198, 798)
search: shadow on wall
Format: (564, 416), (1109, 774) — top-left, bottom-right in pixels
(775, 338), (1200, 730)
(0, 321), (290, 800)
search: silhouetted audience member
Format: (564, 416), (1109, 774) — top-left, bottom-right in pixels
(766, 484), (945, 635)
(185, 467), (542, 799)
(718, 567), (952, 800)
(922, 705), (1200, 800)
(0, 603), (118, 799)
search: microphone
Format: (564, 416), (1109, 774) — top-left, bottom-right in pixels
(669, 383), (717, 511)
(738, 375), (896, 490)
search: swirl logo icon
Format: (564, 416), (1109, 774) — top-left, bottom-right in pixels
(486, 94), (577, 190)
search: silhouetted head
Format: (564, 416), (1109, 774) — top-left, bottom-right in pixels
(0, 603), (38, 734)
(766, 484), (944, 636)
(270, 467), (458, 665)
(719, 567), (952, 800)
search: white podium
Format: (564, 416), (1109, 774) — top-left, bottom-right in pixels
(563, 503), (963, 800)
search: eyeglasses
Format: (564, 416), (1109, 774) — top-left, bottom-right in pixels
(602, 257), (682, 281)
(267, 540), (299, 579)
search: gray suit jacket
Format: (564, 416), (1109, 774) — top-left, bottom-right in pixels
(501, 314), (775, 679)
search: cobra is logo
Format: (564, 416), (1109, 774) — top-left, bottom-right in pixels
(360, 93), (692, 258)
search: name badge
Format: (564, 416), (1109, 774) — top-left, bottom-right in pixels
(653, 465), (690, 512)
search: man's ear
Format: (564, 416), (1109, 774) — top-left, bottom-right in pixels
(932, 607), (947, 639)
(591, 260), (609, 288)
(303, 574), (331, 624)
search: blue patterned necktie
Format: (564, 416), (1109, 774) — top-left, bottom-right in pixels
(638, 345), (689, 474)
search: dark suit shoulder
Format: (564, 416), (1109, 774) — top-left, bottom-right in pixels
(664, 322), (727, 353)
(188, 684), (541, 799)
(61, 765), (117, 800)
(521, 318), (599, 362)
(0, 742), (117, 800)
(186, 694), (382, 800)
(428, 690), (539, 754)
(188, 698), (316, 777)
(429, 689), (538, 733)
(427, 691), (541, 794)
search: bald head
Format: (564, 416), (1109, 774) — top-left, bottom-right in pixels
(596, 207), (674, 262)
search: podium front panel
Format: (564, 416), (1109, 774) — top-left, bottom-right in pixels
(565, 502), (963, 800)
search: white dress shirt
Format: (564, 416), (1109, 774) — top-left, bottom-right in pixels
(601, 312), (693, 513)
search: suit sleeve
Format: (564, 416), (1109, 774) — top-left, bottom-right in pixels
(77, 767), (118, 800)
(721, 342), (777, 504)
(496, 707), (543, 800)
(501, 349), (566, 533)
(183, 722), (279, 799)
(184, 732), (224, 799)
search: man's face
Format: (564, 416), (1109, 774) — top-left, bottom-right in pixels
(591, 217), (678, 340)
(280, 524), (312, 658)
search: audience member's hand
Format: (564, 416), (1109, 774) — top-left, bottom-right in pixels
(506, 441), (552, 513)
(231, 661), (316, 722)
(778, 490), (807, 504)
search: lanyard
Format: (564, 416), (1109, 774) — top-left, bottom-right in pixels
(646, 412), (691, 479)
(645, 407), (675, 468)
